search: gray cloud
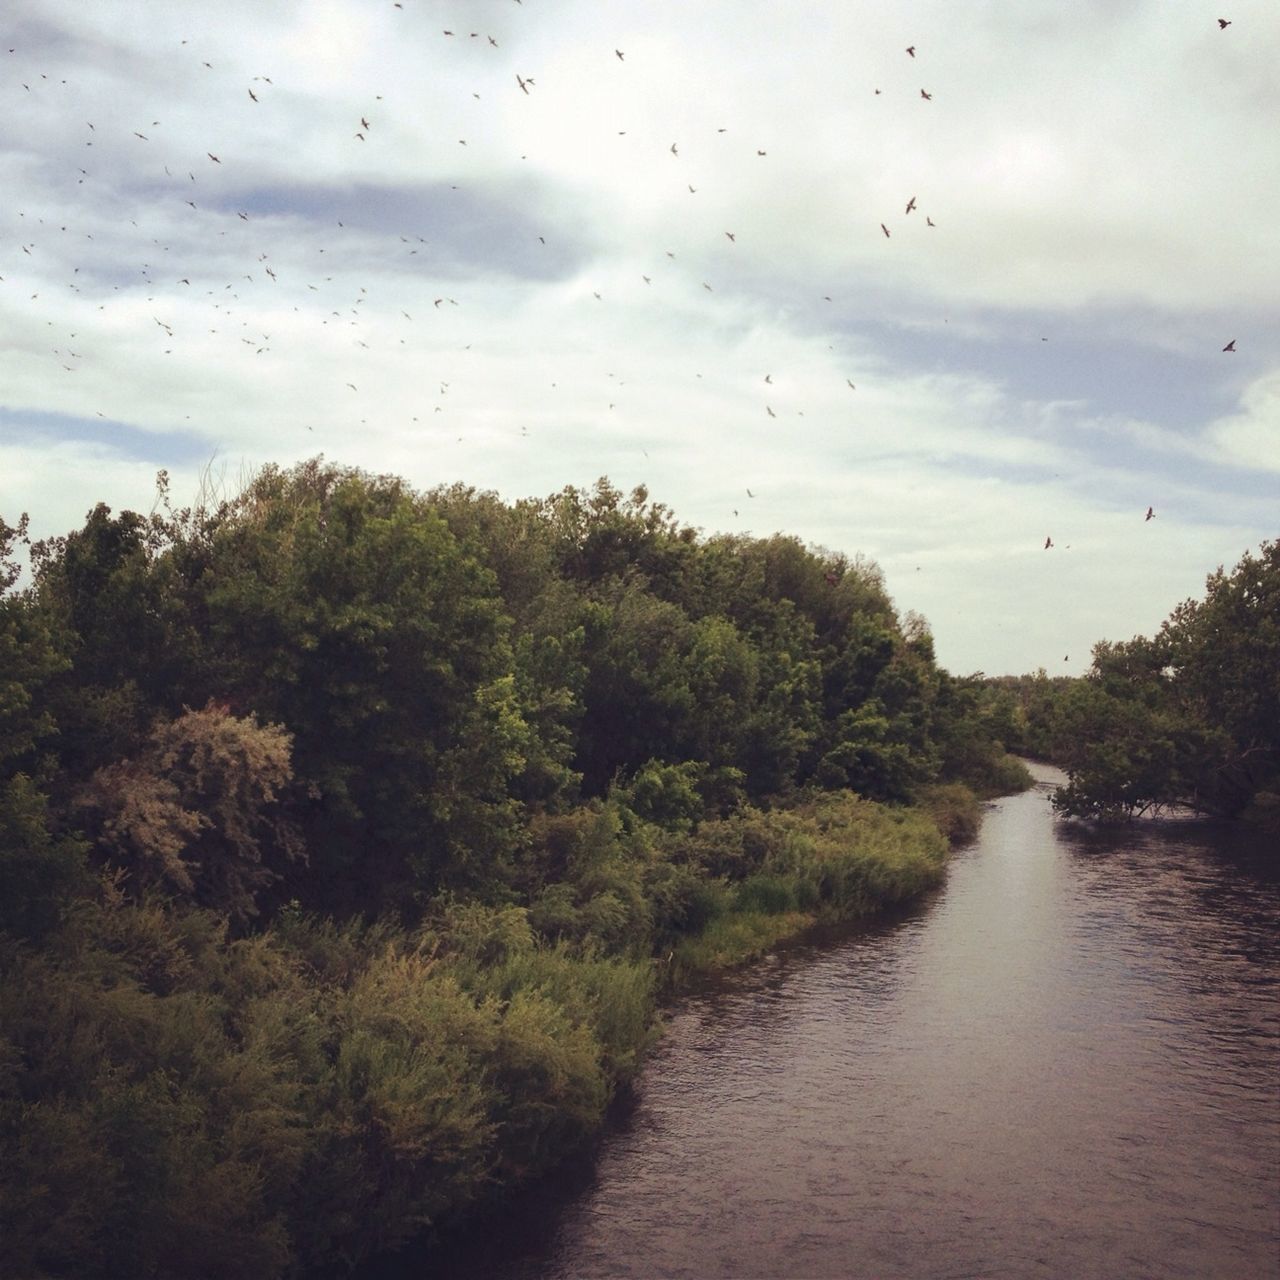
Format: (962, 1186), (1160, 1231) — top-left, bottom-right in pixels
(2, 0), (1276, 674)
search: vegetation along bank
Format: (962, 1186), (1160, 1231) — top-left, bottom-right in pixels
(4, 461), (1040, 1277)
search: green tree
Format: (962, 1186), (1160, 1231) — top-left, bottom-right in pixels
(194, 462), (529, 908)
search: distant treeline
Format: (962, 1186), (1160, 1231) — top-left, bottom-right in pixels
(984, 540), (1279, 829)
(0, 461), (1030, 1277)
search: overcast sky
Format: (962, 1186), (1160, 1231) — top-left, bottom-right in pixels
(2, 0), (1277, 675)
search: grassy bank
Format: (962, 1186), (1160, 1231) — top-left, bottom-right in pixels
(668, 793), (950, 976)
(1, 787), (971, 1279)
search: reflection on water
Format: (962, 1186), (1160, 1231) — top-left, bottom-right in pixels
(415, 765), (1280, 1280)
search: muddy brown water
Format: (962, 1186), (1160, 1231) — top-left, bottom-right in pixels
(399, 764), (1280, 1279)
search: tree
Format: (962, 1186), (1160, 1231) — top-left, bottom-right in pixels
(192, 462), (529, 908)
(76, 703), (302, 923)
(1051, 542), (1280, 824)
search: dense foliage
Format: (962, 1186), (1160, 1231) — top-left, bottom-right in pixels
(986, 542), (1279, 827)
(1, 462), (1028, 1277)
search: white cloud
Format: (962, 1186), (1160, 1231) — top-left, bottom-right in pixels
(3, 0), (1277, 674)
(1209, 372), (1280, 473)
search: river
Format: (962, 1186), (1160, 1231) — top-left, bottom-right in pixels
(424, 763), (1280, 1279)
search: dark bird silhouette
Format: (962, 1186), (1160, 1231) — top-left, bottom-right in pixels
(881, 223), (891, 237)
(766, 405), (776, 417)
(361, 116), (370, 129)
(764, 374), (772, 383)
(616, 49), (624, 60)
(1044, 536), (1053, 550)
(725, 231), (735, 241)
(920, 89), (932, 100)
(846, 379), (856, 389)
(517, 74), (530, 93)
(906, 46), (916, 57)
(248, 87), (258, 102)
(926, 216), (936, 227)
(905, 196), (916, 214)
(747, 489), (754, 497)
(670, 142), (679, 155)
(756, 149), (767, 155)
(1145, 506), (1155, 521)
(1223, 339), (1236, 351)
(1218, 18), (1231, 28)
(207, 152), (220, 162)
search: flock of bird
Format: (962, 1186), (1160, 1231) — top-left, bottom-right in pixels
(2, 9), (1248, 582)
(4, 18), (947, 466)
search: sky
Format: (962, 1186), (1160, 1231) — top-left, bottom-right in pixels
(2, 0), (1277, 676)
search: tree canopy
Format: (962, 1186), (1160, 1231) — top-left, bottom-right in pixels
(986, 541), (1279, 827)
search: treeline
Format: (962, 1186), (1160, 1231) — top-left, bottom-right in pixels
(0, 461), (1029, 1277)
(986, 540), (1279, 828)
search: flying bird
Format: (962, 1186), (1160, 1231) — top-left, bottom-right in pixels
(881, 223), (891, 237)
(906, 46), (916, 57)
(725, 231), (735, 241)
(1222, 339), (1236, 351)
(766, 405), (776, 417)
(905, 196), (916, 214)
(920, 89), (932, 100)
(616, 49), (624, 60)
(1044, 537), (1053, 550)
(361, 116), (370, 129)
(1145, 507), (1155, 521)
(670, 142), (679, 155)
(1218, 18), (1231, 28)
(248, 88), (258, 102)
(207, 152), (220, 162)
(926, 216), (936, 227)
(516, 74), (530, 94)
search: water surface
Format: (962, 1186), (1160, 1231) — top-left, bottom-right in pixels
(428, 765), (1280, 1279)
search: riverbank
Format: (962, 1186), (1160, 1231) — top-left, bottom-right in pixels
(0, 780), (1026, 1280)
(361, 774), (1035, 1277)
(667, 791), (953, 980)
(416, 757), (1280, 1280)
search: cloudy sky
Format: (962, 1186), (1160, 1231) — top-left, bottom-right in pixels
(2, 0), (1277, 675)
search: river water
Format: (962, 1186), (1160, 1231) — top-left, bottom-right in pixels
(430, 764), (1279, 1279)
